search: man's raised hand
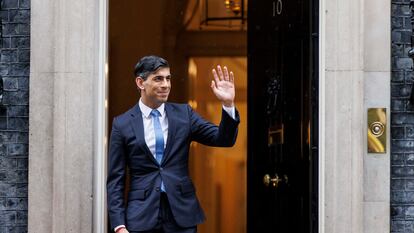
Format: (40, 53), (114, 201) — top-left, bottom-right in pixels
(211, 65), (235, 107)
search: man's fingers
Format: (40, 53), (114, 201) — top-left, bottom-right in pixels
(211, 80), (217, 92)
(217, 65), (224, 81)
(119, 229), (129, 233)
(229, 71), (234, 83)
(223, 66), (230, 81)
(212, 69), (220, 84)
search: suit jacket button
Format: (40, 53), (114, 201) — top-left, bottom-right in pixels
(156, 187), (160, 192)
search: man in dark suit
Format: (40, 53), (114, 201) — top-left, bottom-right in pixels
(107, 55), (239, 233)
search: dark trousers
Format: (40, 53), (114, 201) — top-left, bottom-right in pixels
(130, 193), (197, 233)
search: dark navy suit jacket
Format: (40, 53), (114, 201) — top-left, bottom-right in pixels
(107, 102), (240, 231)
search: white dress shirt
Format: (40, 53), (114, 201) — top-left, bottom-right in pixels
(139, 99), (169, 158)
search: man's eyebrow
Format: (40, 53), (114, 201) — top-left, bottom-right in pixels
(153, 74), (172, 78)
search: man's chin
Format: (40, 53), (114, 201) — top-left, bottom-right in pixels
(157, 97), (169, 103)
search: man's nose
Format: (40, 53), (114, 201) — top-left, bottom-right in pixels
(160, 79), (170, 87)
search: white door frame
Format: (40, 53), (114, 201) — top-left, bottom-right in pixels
(94, 0), (109, 232)
(94, 1), (328, 232)
(318, 0), (326, 231)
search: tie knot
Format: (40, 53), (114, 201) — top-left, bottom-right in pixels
(150, 109), (161, 117)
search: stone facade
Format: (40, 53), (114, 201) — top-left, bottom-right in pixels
(0, 0), (30, 232)
(391, 0), (414, 232)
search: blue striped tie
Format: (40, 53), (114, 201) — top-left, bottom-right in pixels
(150, 109), (165, 192)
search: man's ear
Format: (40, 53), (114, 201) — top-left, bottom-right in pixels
(136, 77), (145, 90)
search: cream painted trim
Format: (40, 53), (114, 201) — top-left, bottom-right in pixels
(318, 0), (325, 231)
(93, 0), (109, 232)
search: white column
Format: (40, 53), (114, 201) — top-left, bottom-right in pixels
(28, 0), (106, 232)
(320, 0), (365, 232)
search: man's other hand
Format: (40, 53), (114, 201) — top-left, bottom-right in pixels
(116, 228), (129, 233)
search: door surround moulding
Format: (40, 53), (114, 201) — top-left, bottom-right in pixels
(94, 0), (109, 232)
(318, 0), (325, 231)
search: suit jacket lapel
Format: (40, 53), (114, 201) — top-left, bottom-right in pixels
(162, 103), (176, 165)
(130, 103), (158, 165)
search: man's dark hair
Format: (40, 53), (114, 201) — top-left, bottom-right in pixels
(134, 55), (169, 80)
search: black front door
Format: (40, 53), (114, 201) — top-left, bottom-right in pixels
(247, 0), (319, 232)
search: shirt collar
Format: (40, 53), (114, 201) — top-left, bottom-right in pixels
(139, 99), (165, 118)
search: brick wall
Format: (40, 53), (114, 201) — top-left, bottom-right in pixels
(391, 0), (414, 232)
(0, 0), (29, 232)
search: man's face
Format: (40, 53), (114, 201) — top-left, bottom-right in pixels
(136, 67), (171, 108)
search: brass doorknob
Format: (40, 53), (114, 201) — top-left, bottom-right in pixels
(263, 174), (283, 187)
